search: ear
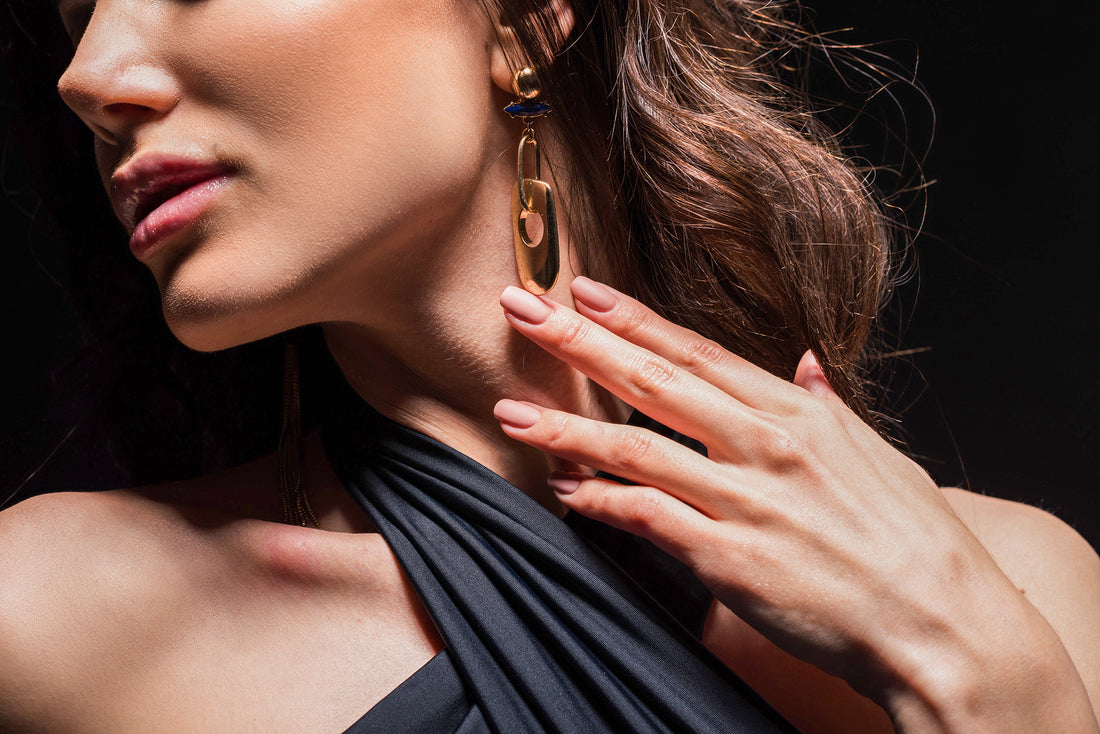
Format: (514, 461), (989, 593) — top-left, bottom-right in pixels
(489, 0), (576, 95)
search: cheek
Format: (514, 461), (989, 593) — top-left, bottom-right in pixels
(155, 0), (496, 348)
(203, 0), (491, 239)
(182, 0), (493, 185)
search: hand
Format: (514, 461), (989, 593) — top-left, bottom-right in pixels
(493, 277), (1095, 732)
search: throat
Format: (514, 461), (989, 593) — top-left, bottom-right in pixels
(319, 321), (618, 515)
(370, 393), (571, 517)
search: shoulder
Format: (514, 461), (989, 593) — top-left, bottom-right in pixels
(942, 487), (1100, 704)
(0, 490), (175, 610)
(0, 490), (224, 730)
(941, 487), (1100, 594)
(0, 487), (204, 584)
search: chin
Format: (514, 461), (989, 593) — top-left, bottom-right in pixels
(165, 311), (262, 353)
(154, 249), (314, 353)
(160, 287), (296, 354)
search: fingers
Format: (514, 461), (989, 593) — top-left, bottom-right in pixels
(545, 472), (714, 565)
(493, 399), (739, 515)
(569, 277), (809, 415)
(499, 284), (758, 451)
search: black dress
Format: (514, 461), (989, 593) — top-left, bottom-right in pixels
(320, 384), (795, 733)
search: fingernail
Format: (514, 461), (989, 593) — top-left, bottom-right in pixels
(570, 277), (618, 313)
(547, 475), (581, 495)
(500, 286), (553, 324)
(494, 399), (542, 429)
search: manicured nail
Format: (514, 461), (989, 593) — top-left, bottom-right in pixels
(547, 475), (581, 495)
(500, 286), (553, 324)
(570, 277), (618, 313)
(494, 399), (542, 429)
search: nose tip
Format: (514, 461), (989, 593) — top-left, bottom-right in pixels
(57, 40), (179, 146)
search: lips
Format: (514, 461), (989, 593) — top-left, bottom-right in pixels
(111, 155), (235, 258)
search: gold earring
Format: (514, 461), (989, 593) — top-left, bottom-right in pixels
(505, 67), (559, 295)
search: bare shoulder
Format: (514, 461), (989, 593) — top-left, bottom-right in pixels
(942, 487), (1100, 703)
(0, 489), (221, 730)
(0, 490), (180, 622)
(941, 487), (1100, 594)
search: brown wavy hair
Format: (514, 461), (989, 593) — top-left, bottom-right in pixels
(489, 0), (896, 427)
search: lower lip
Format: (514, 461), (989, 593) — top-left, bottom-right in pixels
(129, 176), (231, 260)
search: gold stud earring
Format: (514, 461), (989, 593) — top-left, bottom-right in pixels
(505, 67), (559, 295)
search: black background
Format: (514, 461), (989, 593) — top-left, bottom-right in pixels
(2, 2), (1097, 547)
(811, 0), (1099, 550)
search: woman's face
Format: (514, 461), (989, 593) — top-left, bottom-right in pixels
(57, 0), (508, 350)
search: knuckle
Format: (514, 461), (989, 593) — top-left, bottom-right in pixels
(610, 428), (655, 470)
(539, 411), (572, 448)
(755, 420), (809, 468)
(678, 336), (727, 374)
(622, 489), (667, 534)
(626, 355), (678, 397)
(555, 315), (590, 352)
(616, 302), (655, 337)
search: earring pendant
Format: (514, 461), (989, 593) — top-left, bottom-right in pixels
(512, 178), (559, 294)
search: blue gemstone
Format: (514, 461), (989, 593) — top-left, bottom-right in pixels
(504, 101), (552, 118)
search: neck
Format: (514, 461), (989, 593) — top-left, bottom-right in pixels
(323, 328), (570, 513)
(317, 141), (621, 512)
(321, 279), (622, 514)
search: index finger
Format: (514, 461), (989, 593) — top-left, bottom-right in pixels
(499, 285), (761, 454)
(570, 277), (810, 415)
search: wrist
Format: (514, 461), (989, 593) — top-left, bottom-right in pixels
(880, 590), (1097, 733)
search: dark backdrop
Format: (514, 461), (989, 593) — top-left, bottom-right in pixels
(812, 0), (1099, 549)
(3, 2), (1097, 547)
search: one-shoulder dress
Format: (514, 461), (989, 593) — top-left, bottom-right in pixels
(319, 376), (796, 733)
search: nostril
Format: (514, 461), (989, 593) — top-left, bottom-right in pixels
(90, 122), (120, 147)
(103, 102), (158, 118)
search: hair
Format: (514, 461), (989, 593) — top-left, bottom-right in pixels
(1, 0), (909, 498)
(489, 0), (898, 427)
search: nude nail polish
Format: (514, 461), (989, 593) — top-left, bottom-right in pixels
(494, 399), (541, 428)
(570, 277), (618, 313)
(500, 286), (554, 324)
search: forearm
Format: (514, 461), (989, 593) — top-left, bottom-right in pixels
(884, 592), (1098, 733)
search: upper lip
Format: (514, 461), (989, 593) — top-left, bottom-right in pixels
(111, 155), (235, 231)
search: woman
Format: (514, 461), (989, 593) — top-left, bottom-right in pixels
(1, 0), (1097, 731)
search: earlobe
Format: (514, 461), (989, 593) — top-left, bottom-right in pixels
(488, 0), (576, 95)
(489, 37), (519, 95)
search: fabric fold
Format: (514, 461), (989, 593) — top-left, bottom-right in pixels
(322, 393), (795, 733)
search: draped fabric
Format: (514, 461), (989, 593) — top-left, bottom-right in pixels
(322, 391), (795, 733)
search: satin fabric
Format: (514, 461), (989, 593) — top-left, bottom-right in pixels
(322, 391), (795, 733)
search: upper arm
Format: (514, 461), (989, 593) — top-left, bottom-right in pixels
(943, 488), (1100, 711)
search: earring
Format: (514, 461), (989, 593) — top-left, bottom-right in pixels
(505, 67), (560, 295)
